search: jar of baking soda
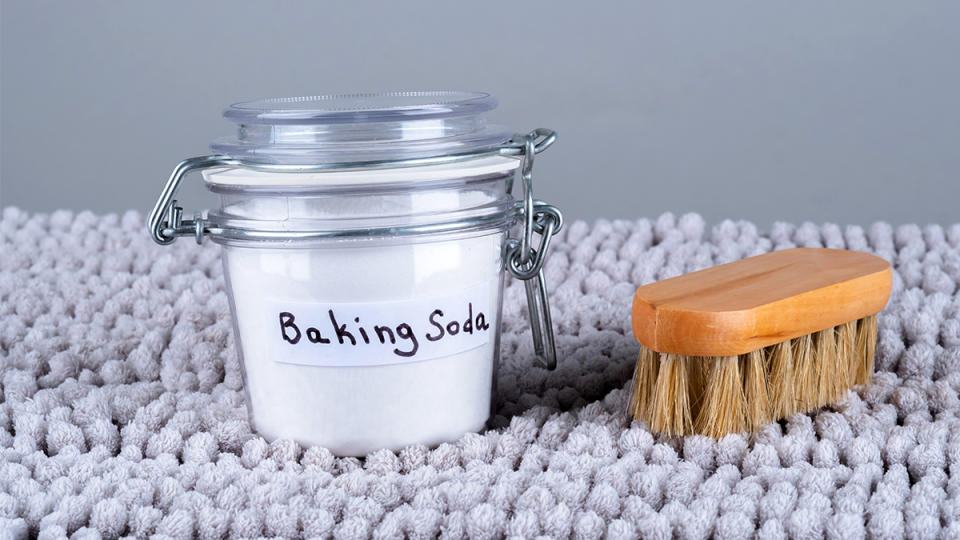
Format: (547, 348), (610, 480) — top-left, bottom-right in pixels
(148, 92), (563, 456)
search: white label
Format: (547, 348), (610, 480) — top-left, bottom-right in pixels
(262, 282), (497, 367)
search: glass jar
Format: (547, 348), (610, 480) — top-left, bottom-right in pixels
(149, 92), (562, 456)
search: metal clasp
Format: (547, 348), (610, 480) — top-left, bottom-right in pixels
(148, 155), (237, 245)
(504, 130), (564, 370)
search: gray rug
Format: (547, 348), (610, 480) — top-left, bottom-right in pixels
(2, 207), (959, 539)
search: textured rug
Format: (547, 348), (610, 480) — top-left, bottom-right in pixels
(2, 208), (960, 540)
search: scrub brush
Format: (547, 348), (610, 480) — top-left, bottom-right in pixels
(629, 247), (892, 438)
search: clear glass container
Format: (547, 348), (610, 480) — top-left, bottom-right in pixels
(149, 92), (561, 456)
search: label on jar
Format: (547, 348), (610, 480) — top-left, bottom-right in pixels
(262, 282), (498, 367)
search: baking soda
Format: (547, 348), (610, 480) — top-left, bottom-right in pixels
(210, 165), (513, 456)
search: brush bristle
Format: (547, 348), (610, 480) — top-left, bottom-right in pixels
(838, 320), (857, 388)
(767, 341), (795, 419)
(854, 315), (877, 385)
(648, 354), (693, 437)
(629, 346), (659, 421)
(792, 333), (817, 413)
(630, 314), (880, 438)
(742, 349), (771, 431)
(696, 356), (746, 438)
(815, 327), (842, 404)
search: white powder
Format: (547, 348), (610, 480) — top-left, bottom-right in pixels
(207, 159), (516, 456)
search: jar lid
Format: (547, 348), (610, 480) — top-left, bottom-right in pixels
(211, 91), (515, 166)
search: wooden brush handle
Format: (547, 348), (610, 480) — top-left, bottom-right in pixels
(632, 248), (892, 356)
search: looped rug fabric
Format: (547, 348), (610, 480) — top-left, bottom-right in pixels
(2, 208), (960, 539)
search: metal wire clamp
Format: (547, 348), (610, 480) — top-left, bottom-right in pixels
(148, 128), (563, 369)
(504, 130), (563, 370)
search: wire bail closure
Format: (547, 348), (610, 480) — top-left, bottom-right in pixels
(504, 129), (563, 370)
(148, 128), (563, 370)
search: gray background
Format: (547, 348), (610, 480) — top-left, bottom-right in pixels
(2, 1), (958, 228)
